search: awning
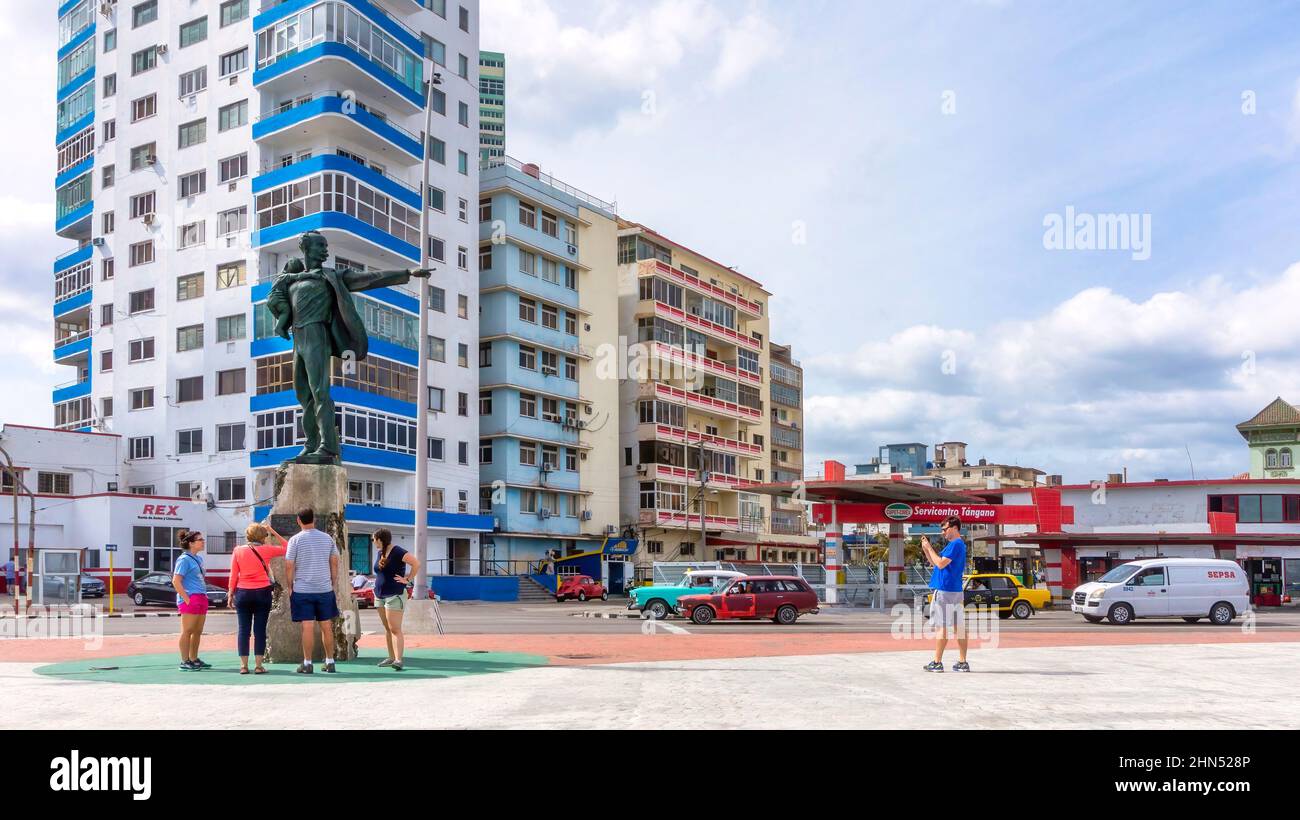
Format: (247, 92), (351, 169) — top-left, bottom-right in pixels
(745, 476), (983, 505)
(977, 533), (1300, 546)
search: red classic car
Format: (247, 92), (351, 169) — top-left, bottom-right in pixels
(351, 576), (412, 608)
(555, 575), (608, 602)
(676, 576), (820, 625)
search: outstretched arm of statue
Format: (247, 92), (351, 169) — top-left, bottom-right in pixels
(341, 267), (435, 293)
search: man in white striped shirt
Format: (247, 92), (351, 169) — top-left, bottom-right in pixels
(285, 507), (340, 673)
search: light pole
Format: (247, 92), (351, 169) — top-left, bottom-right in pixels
(412, 58), (442, 599)
(696, 441), (708, 559)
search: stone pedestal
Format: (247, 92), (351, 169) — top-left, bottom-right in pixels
(401, 598), (446, 635)
(264, 463), (360, 664)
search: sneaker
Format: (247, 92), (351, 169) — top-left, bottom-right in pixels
(296, 662), (313, 674)
(179, 660), (199, 671)
(392, 661), (403, 672)
(193, 658), (212, 669)
(377, 658), (395, 668)
(923, 660), (945, 673)
(953, 661), (971, 672)
(323, 661), (337, 674)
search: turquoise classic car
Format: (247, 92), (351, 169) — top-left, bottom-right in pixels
(627, 570), (746, 619)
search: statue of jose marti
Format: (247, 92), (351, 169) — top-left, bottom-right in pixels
(266, 230), (431, 465)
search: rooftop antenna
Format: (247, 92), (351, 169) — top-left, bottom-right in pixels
(1185, 444), (1196, 480)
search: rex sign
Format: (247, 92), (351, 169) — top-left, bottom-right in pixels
(811, 502), (1074, 526)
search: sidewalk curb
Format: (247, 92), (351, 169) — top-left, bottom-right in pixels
(573, 610), (649, 620)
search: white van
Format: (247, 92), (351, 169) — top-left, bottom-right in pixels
(1070, 558), (1250, 625)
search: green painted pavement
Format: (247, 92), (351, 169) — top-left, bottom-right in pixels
(34, 649), (549, 685)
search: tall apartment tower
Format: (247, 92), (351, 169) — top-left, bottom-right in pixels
(615, 224), (775, 572)
(766, 342), (816, 561)
(54, 0), (489, 579)
(477, 50), (504, 162)
(477, 158), (620, 565)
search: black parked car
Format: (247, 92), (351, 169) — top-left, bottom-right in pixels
(126, 573), (227, 608)
(41, 574), (106, 600)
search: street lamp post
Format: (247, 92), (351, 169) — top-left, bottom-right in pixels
(412, 58), (442, 599)
(0, 443), (35, 613)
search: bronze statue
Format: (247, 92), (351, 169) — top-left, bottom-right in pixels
(266, 231), (431, 465)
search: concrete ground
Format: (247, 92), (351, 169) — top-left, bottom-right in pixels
(3, 640), (1297, 729)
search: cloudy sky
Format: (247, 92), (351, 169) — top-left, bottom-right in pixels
(7, 1), (1300, 483)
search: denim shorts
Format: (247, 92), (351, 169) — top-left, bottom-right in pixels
(290, 590), (339, 622)
(377, 593), (406, 612)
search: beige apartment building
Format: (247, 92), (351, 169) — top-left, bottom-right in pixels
(615, 222), (775, 574)
(763, 343), (819, 563)
(929, 441), (1044, 490)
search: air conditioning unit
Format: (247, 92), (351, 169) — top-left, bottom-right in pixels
(92, 237), (106, 246)
(228, 182), (238, 192)
(566, 244), (577, 255)
(106, 481), (118, 492)
(636, 465), (648, 476)
(229, 75), (239, 86)
(142, 213), (155, 225)
(156, 44), (168, 55)
(580, 510), (592, 521)
(146, 154), (158, 165)
(604, 525), (617, 535)
(99, 1), (117, 17)
(541, 366), (558, 376)
(575, 419), (586, 429)
(538, 508), (551, 520)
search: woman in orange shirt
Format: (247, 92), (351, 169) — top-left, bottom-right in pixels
(227, 522), (288, 675)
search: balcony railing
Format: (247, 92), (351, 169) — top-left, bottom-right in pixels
(649, 341), (761, 385)
(651, 300), (761, 352)
(645, 422), (763, 458)
(258, 151), (420, 195)
(255, 91), (421, 143)
(641, 382), (762, 422)
(481, 156), (617, 214)
(55, 328), (91, 349)
(641, 260), (763, 317)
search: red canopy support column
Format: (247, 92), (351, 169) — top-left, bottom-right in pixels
(823, 501), (841, 605)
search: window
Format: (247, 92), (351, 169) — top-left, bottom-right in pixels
(178, 119), (207, 149)
(458, 198), (469, 222)
(178, 170), (206, 198)
(428, 438), (445, 461)
(102, 211), (115, 234)
(519, 250), (536, 276)
(130, 143), (156, 172)
(128, 436), (152, 461)
(220, 48), (248, 78)
(427, 185), (445, 212)
(217, 261), (246, 289)
(217, 369), (246, 396)
(102, 164), (115, 188)
(458, 54), (469, 79)
(217, 423), (245, 452)
(129, 288), (155, 314)
(519, 393), (537, 418)
(427, 236), (445, 262)
(458, 294), (468, 319)
(100, 303), (114, 326)
(479, 342), (492, 367)
(519, 442), (537, 467)
(428, 387), (445, 413)
(101, 259), (115, 280)
(131, 94), (157, 122)
(458, 343), (469, 368)
(480, 440), (493, 464)
(133, 2), (158, 29)
(519, 346), (536, 370)
(459, 5), (470, 31)
(129, 191), (156, 220)
(427, 488), (445, 511)
(218, 100), (248, 133)
(429, 137), (445, 164)
(131, 46), (157, 76)
(177, 221), (205, 249)
(179, 17), (208, 48)
(458, 246), (468, 270)
(177, 429), (203, 455)
(479, 198), (492, 222)
(104, 29), (117, 52)
(218, 154), (248, 186)
(217, 314), (246, 342)
(429, 286), (446, 313)
(103, 73), (118, 100)
(177, 376), (203, 403)
(220, 0), (249, 27)
(179, 67), (207, 97)
(458, 101), (469, 127)
(458, 151), (469, 175)
(519, 203), (536, 229)
(100, 350), (113, 372)
(541, 304), (558, 330)
(176, 273), (203, 301)
(102, 397), (113, 418)
(37, 472), (73, 495)
(428, 336), (446, 362)
(103, 119), (116, 143)
(176, 324), (204, 352)
(129, 388), (154, 411)
(542, 397), (562, 423)
(458, 441), (469, 465)
(479, 391), (493, 415)
(218, 478), (246, 503)
(541, 211), (558, 238)
(479, 246), (492, 272)
(519, 298), (536, 323)
(218, 206), (248, 235)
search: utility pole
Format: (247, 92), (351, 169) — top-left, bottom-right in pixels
(696, 440), (708, 558)
(412, 58), (443, 599)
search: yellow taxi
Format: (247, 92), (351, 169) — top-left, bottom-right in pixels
(925, 573), (1051, 619)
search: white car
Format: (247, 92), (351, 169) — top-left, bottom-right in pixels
(1071, 558), (1250, 626)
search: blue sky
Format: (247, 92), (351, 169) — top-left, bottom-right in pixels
(5, 0), (1300, 483)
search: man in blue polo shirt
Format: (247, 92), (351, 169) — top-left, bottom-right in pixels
(922, 515), (969, 672)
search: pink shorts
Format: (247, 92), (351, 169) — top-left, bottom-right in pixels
(177, 593), (209, 615)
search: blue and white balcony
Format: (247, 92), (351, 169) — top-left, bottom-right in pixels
(253, 0), (427, 115)
(55, 171), (93, 239)
(53, 246), (93, 318)
(250, 153), (423, 264)
(254, 91), (423, 165)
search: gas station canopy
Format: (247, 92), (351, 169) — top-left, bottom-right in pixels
(977, 533), (1300, 547)
(745, 476), (985, 505)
